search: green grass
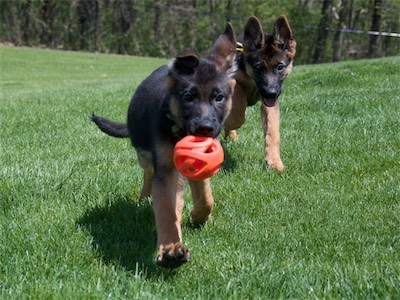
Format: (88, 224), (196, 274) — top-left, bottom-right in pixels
(1, 46), (399, 299)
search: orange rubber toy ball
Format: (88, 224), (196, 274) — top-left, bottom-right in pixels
(173, 135), (224, 181)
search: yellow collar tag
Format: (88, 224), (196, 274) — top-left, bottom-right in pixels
(236, 42), (244, 53)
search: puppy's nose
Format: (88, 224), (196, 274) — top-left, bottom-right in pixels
(194, 123), (215, 137)
(262, 86), (280, 99)
(266, 88), (278, 99)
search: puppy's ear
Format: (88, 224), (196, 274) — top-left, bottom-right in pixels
(172, 49), (200, 75)
(210, 22), (237, 74)
(243, 16), (265, 51)
(272, 15), (296, 59)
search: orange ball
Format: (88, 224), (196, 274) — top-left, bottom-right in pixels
(173, 135), (224, 181)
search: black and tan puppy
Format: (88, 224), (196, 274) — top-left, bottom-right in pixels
(224, 15), (296, 172)
(92, 24), (237, 268)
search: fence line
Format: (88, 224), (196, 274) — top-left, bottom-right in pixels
(304, 25), (400, 38)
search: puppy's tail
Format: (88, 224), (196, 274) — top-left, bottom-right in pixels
(91, 114), (130, 138)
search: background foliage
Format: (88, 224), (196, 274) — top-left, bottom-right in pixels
(1, 0), (399, 64)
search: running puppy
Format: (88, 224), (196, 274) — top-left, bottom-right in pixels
(224, 15), (296, 172)
(92, 24), (237, 268)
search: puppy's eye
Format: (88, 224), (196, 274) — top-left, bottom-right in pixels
(183, 93), (194, 102)
(215, 94), (225, 102)
(254, 63), (263, 70)
(277, 64), (285, 71)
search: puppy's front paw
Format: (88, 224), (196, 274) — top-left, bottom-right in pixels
(156, 243), (191, 269)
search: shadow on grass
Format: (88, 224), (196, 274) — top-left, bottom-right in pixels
(220, 140), (240, 174)
(78, 196), (168, 277)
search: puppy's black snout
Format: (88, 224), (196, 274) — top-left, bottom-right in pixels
(266, 88), (279, 99)
(261, 86), (280, 99)
(195, 125), (215, 137)
(191, 118), (219, 137)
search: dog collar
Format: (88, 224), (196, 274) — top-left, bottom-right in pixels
(166, 113), (183, 134)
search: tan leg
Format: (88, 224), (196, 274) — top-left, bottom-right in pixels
(261, 103), (285, 172)
(137, 151), (153, 201)
(140, 168), (153, 201)
(152, 169), (190, 268)
(188, 178), (214, 224)
(224, 84), (247, 141)
(152, 170), (181, 245)
(224, 129), (239, 141)
(175, 173), (186, 225)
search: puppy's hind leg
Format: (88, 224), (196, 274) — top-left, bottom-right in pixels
(176, 173), (186, 225)
(224, 129), (239, 142)
(140, 168), (153, 201)
(224, 84), (248, 142)
(137, 151), (153, 201)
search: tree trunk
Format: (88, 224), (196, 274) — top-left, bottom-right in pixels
(93, 0), (101, 52)
(77, 0), (88, 50)
(167, 0), (177, 55)
(189, 1), (196, 49)
(153, 3), (161, 43)
(332, 0), (348, 62)
(368, 0), (382, 58)
(40, 0), (57, 47)
(21, 0), (32, 45)
(9, 0), (21, 45)
(312, 0), (333, 64)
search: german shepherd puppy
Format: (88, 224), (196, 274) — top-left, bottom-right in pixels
(91, 24), (237, 268)
(224, 15), (296, 172)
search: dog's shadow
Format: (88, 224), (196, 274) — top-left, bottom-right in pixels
(77, 141), (240, 276)
(78, 196), (160, 275)
(220, 139), (242, 174)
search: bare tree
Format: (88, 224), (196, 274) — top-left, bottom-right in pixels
(368, 0), (382, 58)
(8, 0), (22, 46)
(40, 0), (57, 47)
(93, 0), (101, 52)
(333, 0), (348, 62)
(21, 0), (33, 45)
(312, 0), (333, 63)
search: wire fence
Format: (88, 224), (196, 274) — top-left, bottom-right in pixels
(304, 25), (400, 38)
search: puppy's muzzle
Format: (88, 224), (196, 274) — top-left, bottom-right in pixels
(189, 119), (220, 138)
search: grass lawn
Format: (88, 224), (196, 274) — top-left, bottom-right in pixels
(1, 46), (399, 299)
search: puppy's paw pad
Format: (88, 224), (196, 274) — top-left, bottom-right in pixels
(156, 243), (191, 269)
